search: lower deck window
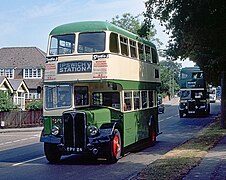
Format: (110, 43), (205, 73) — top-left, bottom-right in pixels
(45, 85), (72, 109)
(92, 92), (120, 109)
(74, 86), (89, 106)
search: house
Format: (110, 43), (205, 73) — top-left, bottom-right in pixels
(0, 77), (29, 110)
(8, 79), (29, 110)
(0, 76), (13, 93)
(0, 47), (46, 100)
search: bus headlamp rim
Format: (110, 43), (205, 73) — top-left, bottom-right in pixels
(51, 125), (60, 136)
(88, 125), (98, 136)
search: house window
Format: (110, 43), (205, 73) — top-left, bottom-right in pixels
(25, 93), (41, 99)
(0, 69), (4, 76)
(23, 68), (42, 79)
(0, 68), (14, 78)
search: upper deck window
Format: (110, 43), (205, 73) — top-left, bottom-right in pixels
(110, 33), (119, 53)
(49, 34), (75, 55)
(78, 32), (105, 53)
(130, 40), (137, 58)
(192, 72), (203, 79)
(151, 48), (158, 63)
(138, 43), (145, 61)
(120, 36), (129, 56)
(145, 45), (151, 62)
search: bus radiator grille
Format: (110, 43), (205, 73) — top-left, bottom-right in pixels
(188, 100), (196, 111)
(62, 112), (86, 152)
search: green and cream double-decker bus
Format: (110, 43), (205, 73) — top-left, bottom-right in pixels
(178, 66), (210, 117)
(40, 21), (161, 163)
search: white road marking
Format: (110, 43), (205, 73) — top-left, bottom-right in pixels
(0, 136), (38, 146)
(12, 156), (45, 167)
(159, 114), (178, 122)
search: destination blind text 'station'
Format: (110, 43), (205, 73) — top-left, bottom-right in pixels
(57, 61), (92, 74)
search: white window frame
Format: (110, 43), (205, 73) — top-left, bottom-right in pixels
(0, 68), (14, 79)
(23, 68), (42, 79)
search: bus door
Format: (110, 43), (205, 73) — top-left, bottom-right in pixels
(123, 91), (137, 146)
(135, 90), (155, 142)
(133, 91), (142, 142)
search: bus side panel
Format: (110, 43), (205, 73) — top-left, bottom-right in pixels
(123, 112), (137, 147)
(137, 108), (158, 141)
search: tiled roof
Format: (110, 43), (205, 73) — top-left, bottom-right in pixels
(24, 79), (42, 89)
(0, 76), (5, 84)
(8, 79), (23, 91)
(0, 47), (46, 68)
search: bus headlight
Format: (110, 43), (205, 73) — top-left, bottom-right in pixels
(88, 125), (98, 136)
(51, 125), (60, 136)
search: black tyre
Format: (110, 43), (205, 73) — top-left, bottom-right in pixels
(106, 129), (121, 164)
(179, 111), (184, 118)
(44, 143), (61, 163)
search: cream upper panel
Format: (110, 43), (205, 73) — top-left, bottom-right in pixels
(44, 54), (160, 83)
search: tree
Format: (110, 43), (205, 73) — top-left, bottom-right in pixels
(0, 91), (13, 112)
(160, 61), (181, 98)
(160, 60), (182, 84)
(110, 13), (180, 97)
(143, 0), (226, 127)
(110, 13), (163, 49)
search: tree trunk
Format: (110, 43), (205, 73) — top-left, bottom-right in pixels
(221, 71), (226, 128)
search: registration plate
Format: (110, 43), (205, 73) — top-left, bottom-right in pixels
(66, 147), (83, 152)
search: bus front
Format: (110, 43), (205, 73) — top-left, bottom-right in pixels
(178, 67), (210, 117)
(40, 21), (160, 164)
(41, 25), (123, 163)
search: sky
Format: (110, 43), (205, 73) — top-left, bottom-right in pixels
(0, 0), (194, 67)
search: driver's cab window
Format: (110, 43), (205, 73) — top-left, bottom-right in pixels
(74, 86), (89, 106)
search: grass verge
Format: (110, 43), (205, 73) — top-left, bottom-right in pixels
(134, 117), (226, 180)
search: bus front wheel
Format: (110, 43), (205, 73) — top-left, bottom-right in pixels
(44, 142), (61, 163)
(150, 125), (156, 145)
(106, 129), (121, 163)
(179, 111), (184, 118)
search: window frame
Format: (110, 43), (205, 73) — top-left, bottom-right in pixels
(49, 34), (75, 55)
(23, 68), (42, 79)
(0, 68), (14, 79)
(120, 35), (129, 56)
(77, 32), (106, 53)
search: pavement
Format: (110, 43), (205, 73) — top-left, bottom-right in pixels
(183, 136), (226, 180)
(1, 99), (226, 179)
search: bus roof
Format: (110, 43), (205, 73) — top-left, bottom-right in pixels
(50, 21), (156, 48)
(181, 66), (202, 73)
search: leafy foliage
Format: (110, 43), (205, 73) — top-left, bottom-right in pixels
(0, 91), (13, 112)
(144, 0), (226, 85)
(110, 13), (163, 49)
(26, 99), (43, 110)
(160, 61), (180, 97)
(110, 13), (181, 96)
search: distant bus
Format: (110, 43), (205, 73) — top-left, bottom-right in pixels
(178, 66), (210, 117)
(209, 86), (216, 103)
(40, 21), (161, 163)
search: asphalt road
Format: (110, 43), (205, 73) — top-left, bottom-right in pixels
(0, 101), (221, 180)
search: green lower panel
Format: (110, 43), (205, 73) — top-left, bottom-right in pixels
(44, 117), (52, 135)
